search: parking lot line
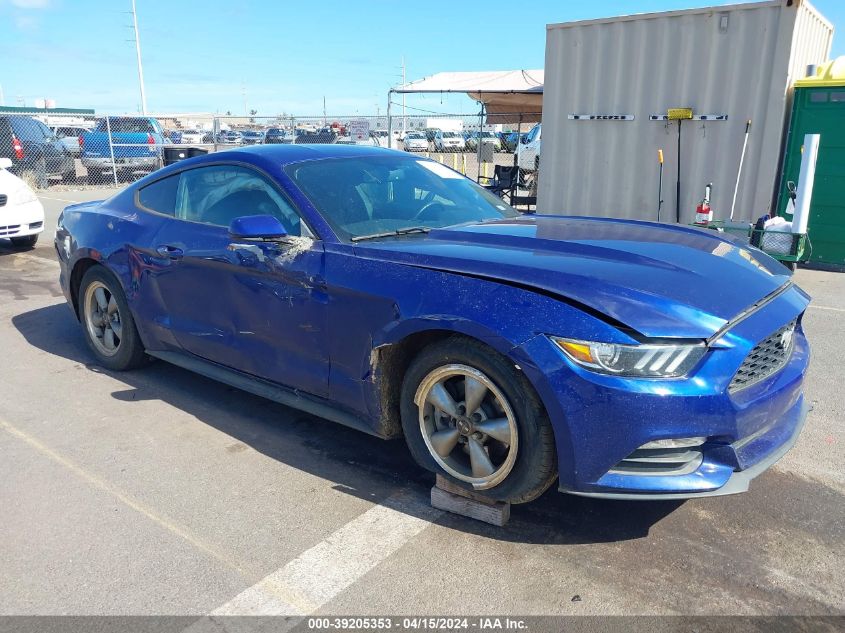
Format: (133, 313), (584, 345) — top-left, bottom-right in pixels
(207, 494), (441, 617)
(809, 304), (845, 313)
(36, 195), (84, 204)
(0, 416), (252, 581)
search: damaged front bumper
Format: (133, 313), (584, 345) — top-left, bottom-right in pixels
(513, 286), (810, 500)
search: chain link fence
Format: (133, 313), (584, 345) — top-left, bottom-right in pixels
(0, 110), (540, 202)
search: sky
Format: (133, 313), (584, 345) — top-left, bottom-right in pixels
(0, 0), (842, 116)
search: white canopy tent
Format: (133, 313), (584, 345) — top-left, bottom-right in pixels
(391, 70), (544, 123)
(387, 69), (544, 177)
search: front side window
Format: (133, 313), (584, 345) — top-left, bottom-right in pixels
(174, 165), (304, 235)
(286, 155), (518, 241)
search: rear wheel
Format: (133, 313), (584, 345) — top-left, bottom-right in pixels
(10, 235), (38, 250)
(78, 266), (147, 371)
(401, 337), (558, 504)
(22, 158), (48, 189)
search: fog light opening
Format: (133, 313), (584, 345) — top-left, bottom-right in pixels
(639, 436), (707, 450)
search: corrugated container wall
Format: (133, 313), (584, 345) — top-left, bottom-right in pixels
(538, 0), (833, 223)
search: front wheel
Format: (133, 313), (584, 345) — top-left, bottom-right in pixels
(78, 266), (148, 371)
(10, 235), (38, 250)
(400, 338), (558, 504)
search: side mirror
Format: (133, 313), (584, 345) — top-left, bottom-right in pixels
(229, 215), (288, 241)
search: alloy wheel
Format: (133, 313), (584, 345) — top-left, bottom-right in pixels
(83, 281), (123, 357)
(414, 364), (518, 490)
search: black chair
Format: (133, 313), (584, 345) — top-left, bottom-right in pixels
(481, 165), (522, 202)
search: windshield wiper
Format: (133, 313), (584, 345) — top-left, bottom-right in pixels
(351, 226), (432, 242)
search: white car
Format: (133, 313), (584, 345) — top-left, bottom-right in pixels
(403, 132), (429, 151)
(180, 129), (206, 144)
(434, 130), (465, 152)
(0, 157), (45, 250)
(517, 123), (541, 172)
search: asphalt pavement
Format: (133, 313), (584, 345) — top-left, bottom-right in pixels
(0, 189), (842, 619)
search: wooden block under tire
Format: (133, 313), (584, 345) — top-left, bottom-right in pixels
(431, 474), (510, 527)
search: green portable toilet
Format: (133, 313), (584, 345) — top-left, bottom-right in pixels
(777, 57), (845, 268)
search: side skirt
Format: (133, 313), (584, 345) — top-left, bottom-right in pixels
(147, 350), (387, 439)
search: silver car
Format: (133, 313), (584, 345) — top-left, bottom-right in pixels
(52, 125), (91, 156)
(433, 130), (465, 152)
(403, 132), (429, 151)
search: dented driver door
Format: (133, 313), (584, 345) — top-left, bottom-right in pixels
(149, 218), (330, 399)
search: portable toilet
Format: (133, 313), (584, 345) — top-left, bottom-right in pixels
(777, 57), (845, 269)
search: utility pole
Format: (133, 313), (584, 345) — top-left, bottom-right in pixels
(401, 56), (406, 136)
(323, 96), (327, 126)
(130, 0), (148, 114)
(241, 81), (247, 116)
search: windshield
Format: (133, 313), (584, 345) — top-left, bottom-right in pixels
(286, 155), (518, 241)
(441, 132), (458, 138)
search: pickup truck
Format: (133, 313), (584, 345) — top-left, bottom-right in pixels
(80, 116), (167, 184)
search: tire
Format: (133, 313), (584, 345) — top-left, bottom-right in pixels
(21, 159), (48, 190)
(400, 337), (558, 504)
(78, 266), (147, 371)
(9, 235), (38, 250)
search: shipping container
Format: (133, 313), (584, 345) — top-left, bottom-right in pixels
(538, 0), (833, 224)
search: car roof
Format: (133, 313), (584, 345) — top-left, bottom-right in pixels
(153, 144), (410, 175)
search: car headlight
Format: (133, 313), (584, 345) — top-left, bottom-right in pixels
(551, 337), (706, 378)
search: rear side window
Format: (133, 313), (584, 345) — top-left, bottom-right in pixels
(10, 117), (43, 141)
(138, 174), (179, 216)
(97, 118), (156, 133)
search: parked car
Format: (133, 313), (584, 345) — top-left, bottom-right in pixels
(52, 125), (92, 156)
(502, 131), (527, 153)
(0, 156), (45, 249)
(423, 128), (439, 142)
(263, 128), (287, 144)
(165, 130), (183, 144)
(179, 129), (207, 145)
(55, 144), (810, 504)
(80, 117), (167, 184)
(403, 131), (429, 151)
(433, 130), (465, 152)
(465, 131), (502, 152)
(336, 133), (378, 147)
(240, 130), (264, 145)
(517, 123), (541, 171)
(218, 130), (243, 144)
(0, 115), (76, 188)
(294, 128), (337, 144)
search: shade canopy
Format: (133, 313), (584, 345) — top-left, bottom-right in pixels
(393, 70), (543, 123)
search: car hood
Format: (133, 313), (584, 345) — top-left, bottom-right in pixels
(354, 216), (798, 339)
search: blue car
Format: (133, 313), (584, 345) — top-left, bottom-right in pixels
(54, 145), (810, 503)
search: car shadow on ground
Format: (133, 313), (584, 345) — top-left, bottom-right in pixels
(13, 302), (684, 544)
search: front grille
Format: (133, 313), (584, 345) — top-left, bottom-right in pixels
(0, 194), (7, 207)
(729, 319), (797, 393)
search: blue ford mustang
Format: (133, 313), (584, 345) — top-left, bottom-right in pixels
(55, 145), (810, 503)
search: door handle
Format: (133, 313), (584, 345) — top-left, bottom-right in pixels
(307, 274), (327, 289)
(155, 244), (183, 259)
